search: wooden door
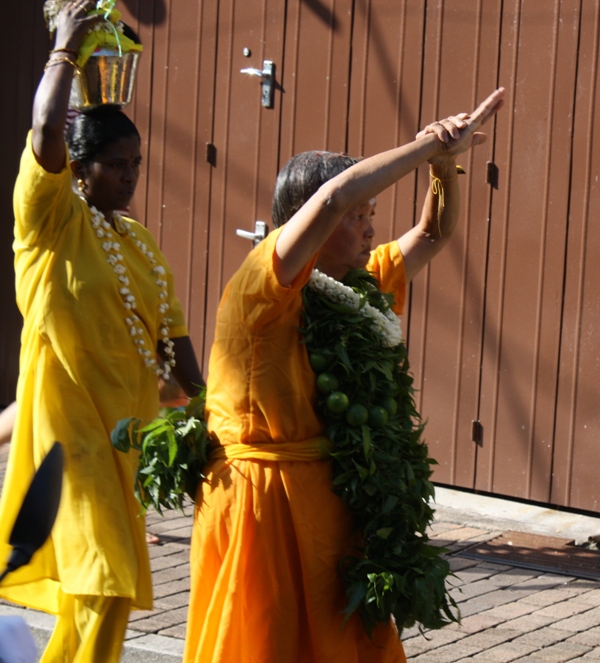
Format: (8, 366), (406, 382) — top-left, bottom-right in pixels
(201, 0), (356, 365)
(553, 0), (600, 512)
(347, 1), (426, 249)
(8, 0), (600, 510)
(0, 1), (49, 404)
(476, 0), (580, 502)
(120, 0), (217, 369)
(376, 0), (584, 509)
(407, 0), (504, 489)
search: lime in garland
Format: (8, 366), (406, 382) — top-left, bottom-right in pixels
(302, 268), (459, 636)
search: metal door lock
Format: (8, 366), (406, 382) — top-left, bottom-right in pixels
(236, 220), (269, 247)
(240, 60), (275, 108)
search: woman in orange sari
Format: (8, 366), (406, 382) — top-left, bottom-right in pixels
(184, 89), (504, 663)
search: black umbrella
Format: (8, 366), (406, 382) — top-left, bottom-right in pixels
(0, 441), (64, 583)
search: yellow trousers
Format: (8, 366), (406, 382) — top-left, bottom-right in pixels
(40, 592), (131, 663)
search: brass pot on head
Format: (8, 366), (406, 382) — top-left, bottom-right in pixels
(70, 50), (141, 110)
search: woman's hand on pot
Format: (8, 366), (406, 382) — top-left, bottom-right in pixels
(54, 0), (102, 52)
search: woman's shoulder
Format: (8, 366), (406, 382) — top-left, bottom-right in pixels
(228, 227), (288, 292)
(15, 132), (72, 195)
(14, 135), (79, 242)
(367, 241), (406, 314)
(220, 226), (312, 329)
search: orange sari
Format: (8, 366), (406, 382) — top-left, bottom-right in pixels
(183, 229), (407, 663)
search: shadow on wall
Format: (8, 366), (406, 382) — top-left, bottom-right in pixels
(304, 0), (339, 30)
(119, 0), (167, 25)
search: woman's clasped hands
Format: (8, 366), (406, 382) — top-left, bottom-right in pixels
(418, 87), (505, 164)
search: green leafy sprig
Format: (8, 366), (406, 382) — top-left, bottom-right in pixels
(110, 390), (210, 514)
(302, 269), (459, 636)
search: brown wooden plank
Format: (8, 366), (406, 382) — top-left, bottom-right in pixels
(553, 0), (600, 511)
(477, 0), (578, 502)
(0, 1), (49, 404)
(409, 0), (502, 489)
(202, 0), (287, 365)
(347, 0), (424, 244)
(279, 0), (353, 157)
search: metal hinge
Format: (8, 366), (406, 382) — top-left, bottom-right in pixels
(486, 161), (499, 189)
(471, 420), (483, 447)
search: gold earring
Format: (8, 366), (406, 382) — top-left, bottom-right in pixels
(77, 178), (85, 193)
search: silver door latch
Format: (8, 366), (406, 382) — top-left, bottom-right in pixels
(236, 220), (269, 247)
(240, 60), (275, 108)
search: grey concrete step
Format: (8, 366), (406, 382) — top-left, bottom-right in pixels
(0, 604), (183, 662)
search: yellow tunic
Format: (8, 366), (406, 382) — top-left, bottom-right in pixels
(0, 133), (188, 613)
(184, 228), (408, 662)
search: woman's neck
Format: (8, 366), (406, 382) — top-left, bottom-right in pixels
(103, 211), (117, 229)
(314, 261), (347, 282)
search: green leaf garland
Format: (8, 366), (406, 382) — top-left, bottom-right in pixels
(301, 268), (459, 636)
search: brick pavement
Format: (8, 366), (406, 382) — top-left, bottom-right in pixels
(2, 442), (600, 661)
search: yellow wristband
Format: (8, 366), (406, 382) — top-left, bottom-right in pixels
(429, 168), (458, 237)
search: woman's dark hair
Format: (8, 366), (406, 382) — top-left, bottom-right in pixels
(271, 151), (361, 228)
(66, 107), (140, 165)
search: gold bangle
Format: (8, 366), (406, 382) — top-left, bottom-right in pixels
(50, 47), (79, 57)
(45, 57), (80, 73)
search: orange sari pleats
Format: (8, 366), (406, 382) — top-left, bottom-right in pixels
(183, 458), (407, 663)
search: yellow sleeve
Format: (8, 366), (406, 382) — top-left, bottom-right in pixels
(366, 241), (406, 315)
(226, 227), (317, 330)
(13, 132), (73, 247)
(163, 260), (188, 339)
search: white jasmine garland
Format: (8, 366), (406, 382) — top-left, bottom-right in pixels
(88, 203), (176, 379)
(307, 269), (402, 348)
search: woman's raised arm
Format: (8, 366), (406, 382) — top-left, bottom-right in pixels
(32, 1), (100, 173)
(274, 87), (505, 287)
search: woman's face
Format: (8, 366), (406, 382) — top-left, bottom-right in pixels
(316, 199), (376, 280)
(74, 134), (142, 216)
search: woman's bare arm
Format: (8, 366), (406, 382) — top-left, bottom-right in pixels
(32, 1), (100, 173)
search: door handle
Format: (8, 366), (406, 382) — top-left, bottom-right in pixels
(236, 220), (269, 247)
(240, 60), (275, 108)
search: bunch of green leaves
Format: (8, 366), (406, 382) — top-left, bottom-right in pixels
(110, 390), (210, 514)
(302, 269), (459, 636)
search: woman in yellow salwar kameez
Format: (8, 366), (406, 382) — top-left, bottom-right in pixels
(184, 89), (505, 662)
(0, 3), (203, 661)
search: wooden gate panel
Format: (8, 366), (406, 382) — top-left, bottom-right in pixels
(553, 0), (600, 511)
(347, 0), (425, 247)
(121, 0), (216, 368)
(0, 2), (49, 404)
(476, 0), (579, 501)
(201, 0), (287, 364)
(409, 0), (502, 488)
(202, 0), (356, 363)
(279, 0), (354, 158)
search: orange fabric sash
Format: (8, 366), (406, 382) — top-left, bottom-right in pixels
(210, 437), (331, 462)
